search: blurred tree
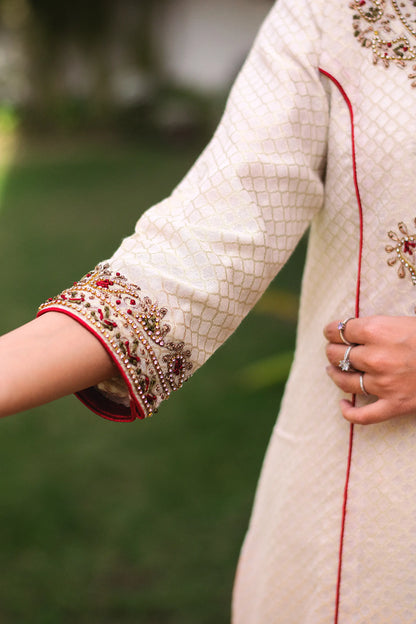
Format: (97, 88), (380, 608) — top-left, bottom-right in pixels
(1, 0), (161, 129)
(26, 0), (113, 42)
(0, 0), (270, 137)
(25, 0), (110, 116)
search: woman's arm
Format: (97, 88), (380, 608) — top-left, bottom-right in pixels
(0, 312), (116, 418)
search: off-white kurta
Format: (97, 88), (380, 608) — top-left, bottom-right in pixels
(38, 0), (416, 621)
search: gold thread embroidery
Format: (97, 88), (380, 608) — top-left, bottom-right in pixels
(350, 0), (416, 86)
(386, 219), (416, 284)
(38, 264), (193, 418)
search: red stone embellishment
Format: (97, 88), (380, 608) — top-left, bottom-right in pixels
(403, 240), (416, 254)
(96, 279), (115, 288)
(386, 219), (416, 284)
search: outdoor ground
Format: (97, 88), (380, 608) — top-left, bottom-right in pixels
(0, 135), (306, 623)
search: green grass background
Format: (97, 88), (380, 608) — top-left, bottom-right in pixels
(0, 137), (306, 623)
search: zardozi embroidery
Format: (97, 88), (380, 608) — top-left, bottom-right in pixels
(350, 0), (416, 86)
(386, 219), (416, 284)
(38, 264), (193, 418)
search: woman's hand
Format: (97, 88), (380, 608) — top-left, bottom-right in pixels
(324, 316), (416, 425)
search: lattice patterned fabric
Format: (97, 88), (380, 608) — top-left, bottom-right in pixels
(39, 0), (416, 621)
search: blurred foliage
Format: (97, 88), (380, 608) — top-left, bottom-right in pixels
(15, 85), (225, 141)
(115, 86), (227, 143)
(26, 0), (113, 43)
(240, 288), (300, 389)
(24, 0), (158, 72)
(0, 103), (20, 133)
(254, 289), (299, 323)
(239, 351), (295, 390)
(0, 0), (228, 140)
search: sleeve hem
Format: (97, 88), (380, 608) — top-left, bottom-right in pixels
(36, 264), (193, 422)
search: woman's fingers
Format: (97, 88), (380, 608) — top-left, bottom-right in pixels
(324, 315), (390, 346)
(339, 397), (412, 425)
(324, 317), (361, 345)
(325, 343), (367, 373)
(326, 365), (372, 396)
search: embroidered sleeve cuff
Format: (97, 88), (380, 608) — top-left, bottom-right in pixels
(37, 264), (193, 422)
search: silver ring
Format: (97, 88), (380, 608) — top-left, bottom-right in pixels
(338, 317), (355, 345)
(360, 373), (369, 396)
(339, 345), (354, 372)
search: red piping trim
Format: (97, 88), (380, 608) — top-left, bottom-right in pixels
(319, 68), (364, 624)
(36, 307), (145, 422)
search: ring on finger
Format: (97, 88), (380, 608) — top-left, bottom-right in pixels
(359, 373), (369, 396)
(338, 317), (355, 346)
(339, 345), (355, 372)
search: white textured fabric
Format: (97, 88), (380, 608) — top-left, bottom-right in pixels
(40, 0), (416, 620)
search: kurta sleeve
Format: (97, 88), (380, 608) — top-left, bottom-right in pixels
(37, 0), (328, 422)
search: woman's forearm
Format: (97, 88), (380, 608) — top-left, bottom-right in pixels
(0, 312), (117, 417)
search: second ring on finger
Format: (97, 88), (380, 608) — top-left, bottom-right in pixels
(327, 342), (363, 373)
(339, 344), (361, 373)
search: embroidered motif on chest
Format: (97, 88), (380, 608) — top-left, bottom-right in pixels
(350, 0), (416, 87)
(386, 220), (416, 284)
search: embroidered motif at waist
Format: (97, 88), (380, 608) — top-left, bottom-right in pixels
(386, 219), (416, 285)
